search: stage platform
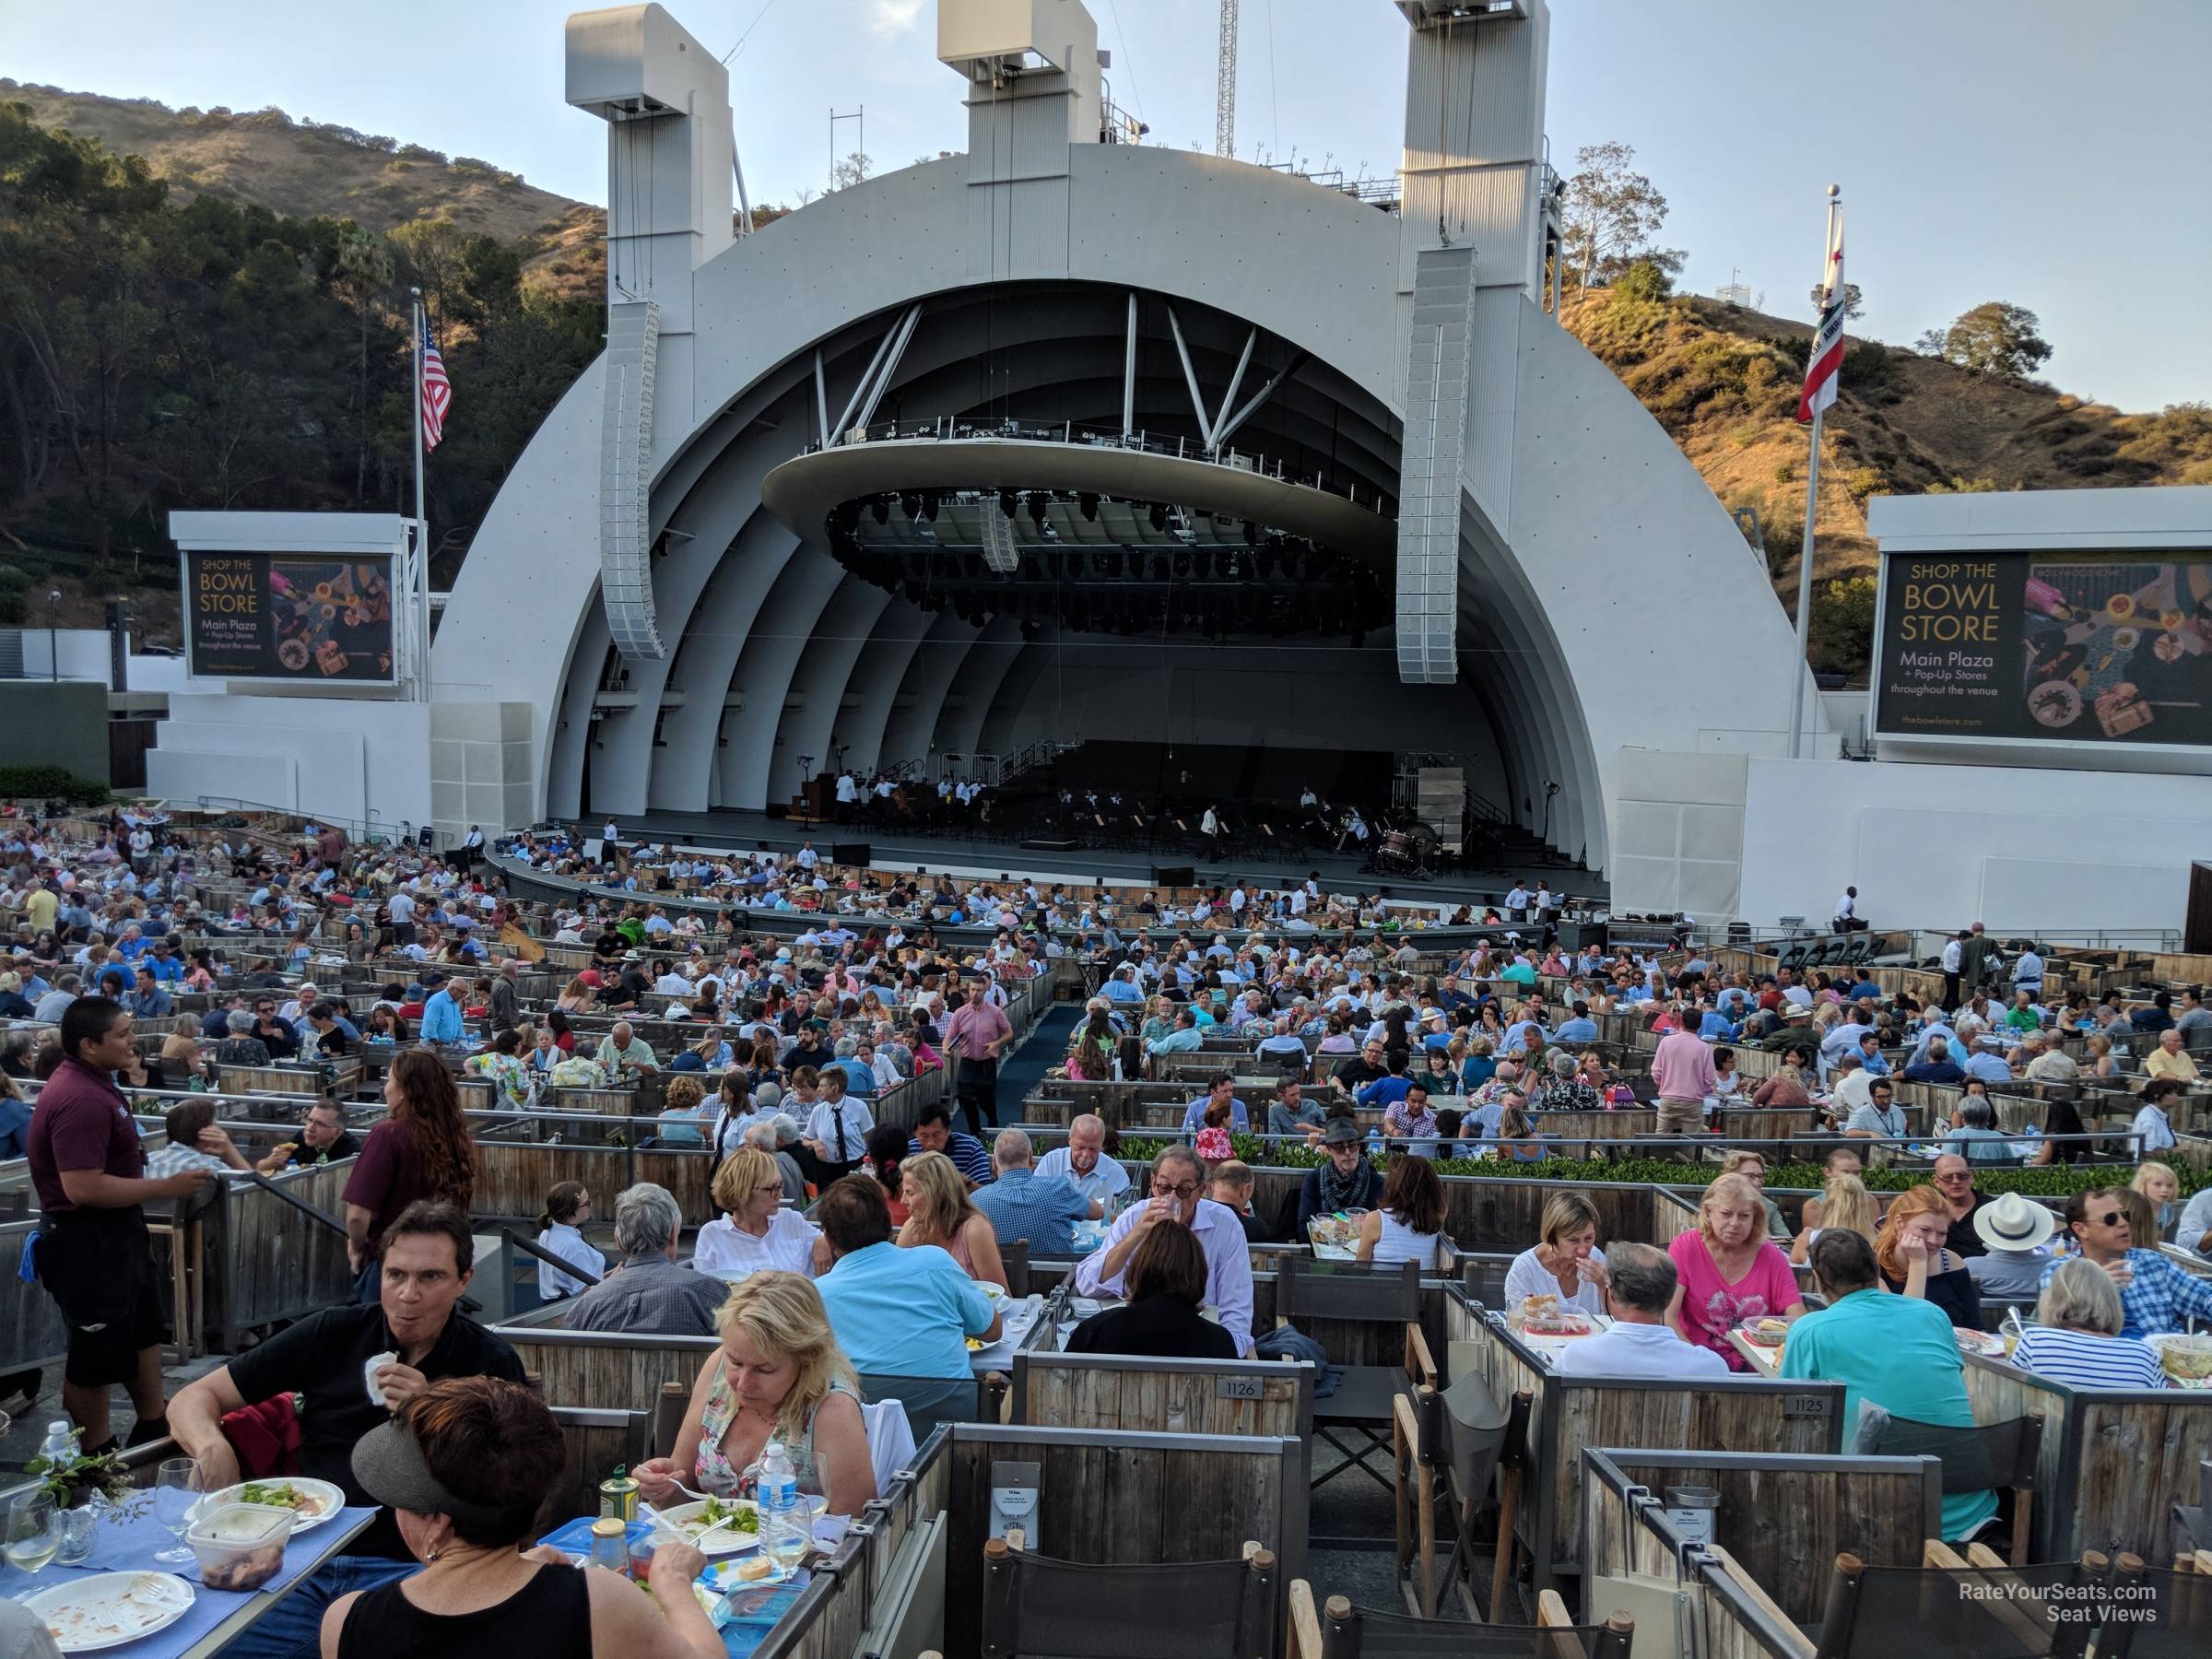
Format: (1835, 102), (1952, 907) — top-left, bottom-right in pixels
(600, 808), (1609, 913)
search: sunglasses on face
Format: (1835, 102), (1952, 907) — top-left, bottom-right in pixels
(1936, 1171), (1971, 1182)
(2092, 1211), (2126, 1229)
(1152, 1181), (1200, 1199)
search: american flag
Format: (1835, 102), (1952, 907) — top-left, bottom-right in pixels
(420, 328), (453, 451)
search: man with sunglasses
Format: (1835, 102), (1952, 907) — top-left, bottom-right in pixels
(1074, 1146), (1253, 1356)
(2043, 1189), (2212, 1338)
(1931, 1154), (1994, 1259)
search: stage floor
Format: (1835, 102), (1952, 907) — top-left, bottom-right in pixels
(605, 807), (1610, 912)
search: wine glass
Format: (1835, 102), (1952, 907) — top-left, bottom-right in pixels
(152, 1459), (202, 1564)
(5, 1492), (60, 1601)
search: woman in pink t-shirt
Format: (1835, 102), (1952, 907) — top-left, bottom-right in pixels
(1666, 1172), (1806, 1371)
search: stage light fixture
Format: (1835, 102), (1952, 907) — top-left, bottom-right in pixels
(900, 492), (922, 520)
(922, 492), (941, 522)
(1027, 493), (1049, 528)
(1147, 503), (1168, 533)
(999, 488), (1018, 519)
(870, 497), (890, 525)
(1078, 492), (1100, 521)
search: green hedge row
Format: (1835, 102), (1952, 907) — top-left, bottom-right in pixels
(0, 766), (110, 805)
(1115, 1134), (2203, 1197)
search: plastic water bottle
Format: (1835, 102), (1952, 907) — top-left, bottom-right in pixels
(1367, 1125), (1383, 1159)
(757, 1441), (807, 1572)
(37, 1421), (76, 1468)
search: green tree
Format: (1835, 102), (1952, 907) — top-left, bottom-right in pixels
(1810, 576), (1877, 676)
(1612, 260), (1674, 302)
(1561, 140), (1684, 291)
(1808, 280), (1865, 321)
(1934, 301), (2053, 379)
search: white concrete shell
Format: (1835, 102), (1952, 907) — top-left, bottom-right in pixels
(434, 115), (1823, 870)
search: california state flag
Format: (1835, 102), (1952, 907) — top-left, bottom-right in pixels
(1796, 207), (1846, 423)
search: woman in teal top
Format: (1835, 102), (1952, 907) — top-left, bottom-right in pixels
(1781, 1230), (1997, 1541)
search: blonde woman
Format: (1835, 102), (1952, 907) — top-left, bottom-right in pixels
(695, 1147), (829, 1279)
(897, 1149), (1009, 1289)
(1666, 1172), (1806, 1371)
(1503, 1191), (1608, 1318)
(555, 975), (597, 1014)
(159, 1014), (206, 1079)
(632, 1271), (875, 1516)
(2131, 1161), (2181, 1241)
(1790, 1173), (1877, 1265)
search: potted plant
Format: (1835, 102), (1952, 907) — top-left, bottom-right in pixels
(26, 1429), (133, 1512)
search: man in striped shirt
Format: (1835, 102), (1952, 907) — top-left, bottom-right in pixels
(908, 1100), (994, 1189)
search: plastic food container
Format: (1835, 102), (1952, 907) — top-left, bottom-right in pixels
(188, 1502), (295, 1592)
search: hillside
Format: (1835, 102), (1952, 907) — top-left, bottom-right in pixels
(0, 80), (608, 299)
(4, 84), (2204, 671)
(1571, 287), (2210, 578)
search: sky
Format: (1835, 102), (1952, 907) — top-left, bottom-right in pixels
(6, 0), (2207, 410)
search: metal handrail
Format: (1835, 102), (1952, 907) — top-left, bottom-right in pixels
(500, 1225), (604, 1289)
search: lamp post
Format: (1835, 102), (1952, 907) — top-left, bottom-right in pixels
(47, 589), (61, 681)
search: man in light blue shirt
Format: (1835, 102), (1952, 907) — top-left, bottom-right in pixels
(1782, 1230), (1995, 1541)
(1145, 1009), (1203, 1057)
(1100, 966), (1146, 1004)
(1552, 1003), (1599, 1044)
(815, 1176), (998, 1381)
(1033, 1113), (1132, 1206)
(1961, 1038), (2014, 1084)
(971, 1130), (1100, 1256)
(1179, 1073), (1251, 1135)
(418, 976), (467, 1044)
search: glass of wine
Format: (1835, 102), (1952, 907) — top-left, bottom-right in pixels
(152, 1459), (202, 1564)
(5, 1492), (60, 1601)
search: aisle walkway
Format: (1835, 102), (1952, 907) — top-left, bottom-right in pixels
(992, 1004), (1082, 1126)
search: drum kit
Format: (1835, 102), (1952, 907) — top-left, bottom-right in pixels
(1363, 820), (1441, 879)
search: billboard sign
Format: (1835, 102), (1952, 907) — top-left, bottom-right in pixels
(183, 553), (396, 684)
(1874, 550), (2212, 749)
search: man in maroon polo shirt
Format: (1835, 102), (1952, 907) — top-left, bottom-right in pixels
(28, 997), (210, 1451)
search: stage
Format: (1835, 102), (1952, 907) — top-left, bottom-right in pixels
(596, 807), (1610, 913)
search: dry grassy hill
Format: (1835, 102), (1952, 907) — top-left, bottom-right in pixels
(0, 80), (607, 298)
(1568, 288), (2210, 600)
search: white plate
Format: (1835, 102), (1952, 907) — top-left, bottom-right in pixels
(654, 1499), (764, 1556)
(191, 1477), (347, 1533)
(25, 1571), (194, 1653)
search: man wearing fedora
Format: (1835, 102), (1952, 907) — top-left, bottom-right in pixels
(1963, 1193), (2058, 1300)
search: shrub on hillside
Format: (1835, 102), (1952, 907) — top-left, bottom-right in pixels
(0, 767), (109, 805)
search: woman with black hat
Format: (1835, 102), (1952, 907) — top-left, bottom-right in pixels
(325, 1375), (724, 1659)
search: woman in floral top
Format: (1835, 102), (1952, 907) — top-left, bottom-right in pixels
(465, 1028), (535, 1106)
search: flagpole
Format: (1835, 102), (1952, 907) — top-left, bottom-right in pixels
(409, 286), (429, 704)
(1788, 185), (1840, 761)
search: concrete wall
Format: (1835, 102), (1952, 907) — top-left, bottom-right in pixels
(17, 629), (114, 684)
(146, 693), (431, 830)
(1614, 747), (2212, 937)
(0, 680), (111, 782)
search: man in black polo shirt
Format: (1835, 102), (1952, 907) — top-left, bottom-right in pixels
(168, 1200), (523, 1659)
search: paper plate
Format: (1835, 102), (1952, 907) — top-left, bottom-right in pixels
(654, 1498), (764, 1556)
(192, 1477), (347, 1533)
(26, 1571), (194, 1653)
